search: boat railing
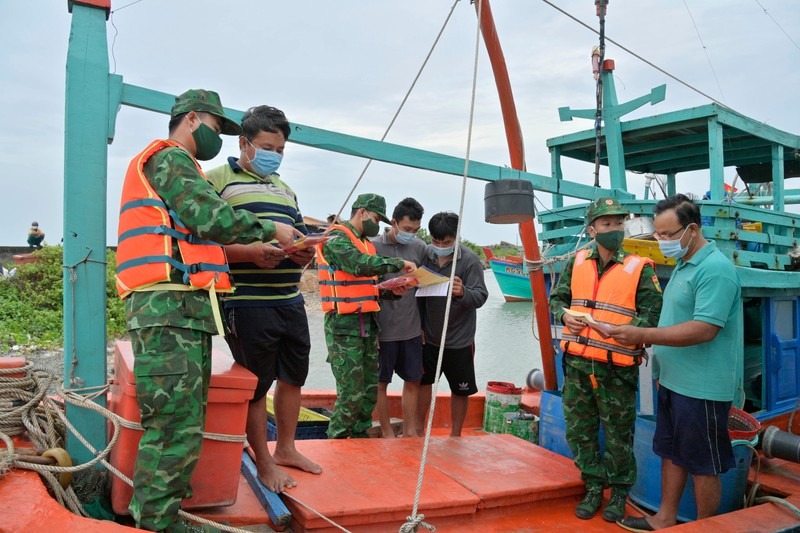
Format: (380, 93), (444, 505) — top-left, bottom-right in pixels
(538, 198), (800, 272)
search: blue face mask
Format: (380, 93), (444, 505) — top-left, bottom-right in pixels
(395, 228), (417, 245)
(247, 140), (283, 177)
(432, 244), (455, 256)
(657, 226), (692, 259)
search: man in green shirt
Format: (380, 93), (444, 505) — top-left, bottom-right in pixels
(118, 89), (300, 533)
(317, 194), (416, 438)
(612, 194), (742, 531)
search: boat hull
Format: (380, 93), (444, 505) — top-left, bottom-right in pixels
(488, 258), (532, 302)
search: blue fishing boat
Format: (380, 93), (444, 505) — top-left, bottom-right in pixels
(3, 1), (800, 532)
(482, 247), (532, 302)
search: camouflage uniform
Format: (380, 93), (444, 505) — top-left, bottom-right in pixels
(321, 218), (405, 439)
(550, 243), (662, 492)
(125, 134), (275, 530)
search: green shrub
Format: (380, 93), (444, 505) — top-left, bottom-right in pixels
(0, 246), (126, 351)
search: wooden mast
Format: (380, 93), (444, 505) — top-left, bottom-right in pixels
(473, 0), (557, 390)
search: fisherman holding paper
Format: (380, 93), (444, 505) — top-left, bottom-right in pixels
(371, 198), (428, 438)
(549, 197), (663, 523)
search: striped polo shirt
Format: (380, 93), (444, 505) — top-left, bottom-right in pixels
(206, 157), (308, 307)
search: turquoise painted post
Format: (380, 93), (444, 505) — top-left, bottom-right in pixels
(708, 117), (725, 201)
(600, 69), (627, 191)
(550, 146), (564, 208)
(773, 144), (785, 241)
(666, 172), (676, 197)
(772, 144), (785, 212)
(556, 64), (665, 194)
(64, 0), (111, 463)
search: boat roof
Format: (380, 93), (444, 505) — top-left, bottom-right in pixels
(546, 103), (800, 182)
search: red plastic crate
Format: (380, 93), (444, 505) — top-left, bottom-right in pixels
(108, 341), (256, 514)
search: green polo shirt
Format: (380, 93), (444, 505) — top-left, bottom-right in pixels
(653, 241), (743, 402)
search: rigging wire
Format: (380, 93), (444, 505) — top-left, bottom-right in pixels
(404, 0), (482, 529)
(108, 0), (146, 75)
(539, 0), (731, 110)
(682, 0), (726, 104)
(330, 0), (463, 224)
(754, 0), (800, 50)
(592, 0), (608, 188)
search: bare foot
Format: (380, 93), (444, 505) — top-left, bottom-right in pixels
(257, 463), (297, 493)
(382, 429), (397, 439)
(274, 449), (323, 475)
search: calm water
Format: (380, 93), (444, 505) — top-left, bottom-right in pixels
(298, 273), (544, 392)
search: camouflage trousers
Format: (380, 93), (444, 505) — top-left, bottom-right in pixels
(325, 329), (379, 439)
(128, 326), (212, 531)
(562, 360), (638, 489)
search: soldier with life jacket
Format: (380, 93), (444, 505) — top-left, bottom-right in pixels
(549, 197), (663, 524)
(317, 193), (416, 439)
(116, 89), (302, 533)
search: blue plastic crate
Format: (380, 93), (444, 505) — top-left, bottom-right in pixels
(538, 390), (605, 459)
(267, 407), (330, 441)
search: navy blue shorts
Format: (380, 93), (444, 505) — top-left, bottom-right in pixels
(224, 303), (311, 401)
(653, 386), (735, 475)
(378, 336), (424, 383)
(420, 343), (478, 396)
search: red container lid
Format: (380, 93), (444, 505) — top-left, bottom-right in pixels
(114, 341), (256, 391)
(0, 357), (27, 370)
(486, 381), (522, 395)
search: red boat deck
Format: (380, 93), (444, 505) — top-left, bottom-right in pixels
(188, 433), (800, 532)
(275, 434), (584, 531)
(3, 387), (800, 532)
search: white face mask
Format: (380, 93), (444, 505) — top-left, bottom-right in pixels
(395, 230), (416, 245)
(432, 244), (455, 256)
(657, 226), (692, 259)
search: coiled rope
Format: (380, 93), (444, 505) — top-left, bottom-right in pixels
(0, 360), (273, 533)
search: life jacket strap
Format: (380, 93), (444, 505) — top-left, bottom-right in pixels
(569, 299), (637, 318)
(120, 198), (186, 229)
(318, 278), (375, 287)
(321, 295), (379, 304)
(561, 333), (644, 359)
(119, 225), (219, 246)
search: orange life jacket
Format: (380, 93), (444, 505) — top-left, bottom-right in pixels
(316, 224), (380, 314)
(116, 139), (232, 299)
(560, 249), (653, 366)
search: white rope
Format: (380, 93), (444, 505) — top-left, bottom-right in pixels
(403, 1), (483, 531)
(531, 235), (592, 343)
(0, 363), (265, 532)
(331, 0), (462, 224)
(282, 492), (353, 532)
(523, 240), (591, 272)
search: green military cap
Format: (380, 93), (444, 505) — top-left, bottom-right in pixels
(171, 89), (242, 136)
(352, 193), (390, 223)
(586, 197), (629, 224)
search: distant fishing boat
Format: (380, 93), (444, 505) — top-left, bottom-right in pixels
(482, 247), (532, 302)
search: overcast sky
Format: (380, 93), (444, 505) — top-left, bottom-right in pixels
(1, 1), (798, 248)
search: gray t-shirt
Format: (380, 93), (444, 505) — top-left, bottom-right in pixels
(371, 231), (427, 342)
(420, 244), (488, 349)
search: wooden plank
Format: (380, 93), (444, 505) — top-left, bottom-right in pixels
(241, 451), (292, 527)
